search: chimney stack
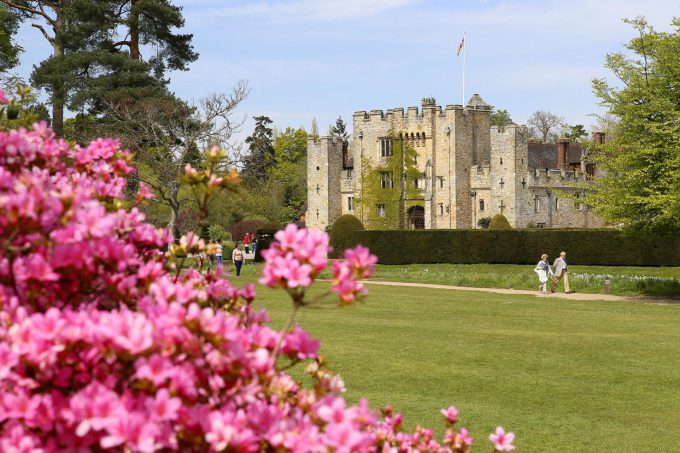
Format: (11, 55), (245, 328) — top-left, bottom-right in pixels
(557, 137), (569, 170)
(593, 131), (606, 144)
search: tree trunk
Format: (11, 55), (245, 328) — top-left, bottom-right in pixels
(168, 201), (180, 243)
(51, 12), (65, 136)
(129, 0), (140, 60)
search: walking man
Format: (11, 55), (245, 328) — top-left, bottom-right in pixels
(552, 251), (571, 294)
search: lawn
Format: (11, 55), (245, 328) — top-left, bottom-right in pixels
(202, 261), (680, 297)
(229, 274), (680, 451)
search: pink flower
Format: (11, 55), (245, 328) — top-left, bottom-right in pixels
(440, 405), (459, 424)
(489, 426), (515, 451)
(0, 89), (8, 105)
(146, 389), (181, 422)
(282, 326), (320, 360)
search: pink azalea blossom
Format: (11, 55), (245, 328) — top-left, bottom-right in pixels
(440, 405), (459, 424)
(489, 426), (515, 451)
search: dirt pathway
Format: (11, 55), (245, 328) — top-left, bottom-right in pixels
(362, 280), (679, 304)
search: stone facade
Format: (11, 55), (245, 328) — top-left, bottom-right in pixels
(306, 95), (605, 230)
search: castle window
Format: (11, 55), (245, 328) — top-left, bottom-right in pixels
(348, 197), (354, 211)
(479, 199), (485, 212)
(316, 166), (320, 171)
(414, 178), (419, 189)
(439, 203), (444, 216)
(438, 176), (444, 188)
(555, 197), (560, 211)
(346, 169), (353, 179)
(316, 184), (320, 195)
(536, 222), (546, 229)
(500, 157), (503, 165)
(534, 195), (541, 213)
(575, 192), (583, 210)
(376, 204), (386, 217)
(380, 138), (393, 157)
(380, 172), (394, 189)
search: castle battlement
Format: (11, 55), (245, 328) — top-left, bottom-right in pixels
(307, 135), (346, 145)
(490, 124), (529, 136)
(527, 168), (589, 186)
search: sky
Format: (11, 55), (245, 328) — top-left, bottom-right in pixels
(12, 0), (680, 140)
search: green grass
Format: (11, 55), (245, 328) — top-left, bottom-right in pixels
(233, 276), (680, 452)
(368, 264), (680, 297)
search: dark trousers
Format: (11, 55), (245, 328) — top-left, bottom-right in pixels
(234, 260), (243, 276)
(245, 245), (249, 253)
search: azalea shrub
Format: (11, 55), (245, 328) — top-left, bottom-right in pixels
(0, 89), (515, 452)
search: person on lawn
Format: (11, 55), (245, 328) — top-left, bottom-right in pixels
(534, 254), (553, 294)
(552, 251), (572, 293)
(206, 240), (218, 273)
(243, 233), (250, 254)
(232, 242), (244, 276)
(216, 240), (223, 267)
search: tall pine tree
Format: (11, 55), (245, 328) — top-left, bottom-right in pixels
(0, 3), (20, 72)
(242, 115), (275, 185)
(330, 115), (348, 140)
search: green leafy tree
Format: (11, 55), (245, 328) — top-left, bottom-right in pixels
(330, 115), (349, 140)
(242, 115), (275, 185)
(490, 106), (513, 127)
(588, 17), (680, 233)
(268, 127), (308, 222)
(357, 135), (423, 229)
(564, 124), (587, 141)
(0, 4), (20, 72)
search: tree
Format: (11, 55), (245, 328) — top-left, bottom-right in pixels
(242, 115), (275, 185)
(268, 127), (308, 222)
(490, 106), (513, 127)
(330, 115), (349, 139)
(108, 82), (249, 239)
(310, 117), (319, 137)
(587, 16), (680, 233)
(527, 110), (563, 143)
(563, 124), (587, 141)
(0, 4), (20, 72)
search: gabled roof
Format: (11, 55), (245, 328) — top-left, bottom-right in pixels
(527, 142), (585, 169)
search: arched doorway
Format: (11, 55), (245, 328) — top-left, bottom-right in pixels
(407, 205), (425, 229)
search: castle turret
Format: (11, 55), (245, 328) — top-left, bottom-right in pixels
(307, 137), (346, 230)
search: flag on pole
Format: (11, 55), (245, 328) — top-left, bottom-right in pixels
(456, 35), (465, 56)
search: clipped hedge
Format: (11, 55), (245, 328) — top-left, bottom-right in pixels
(489, 214), (511, 230)
(329, 214), (364, 258)
(254, 222), (284, 262)
(349, 229), (680, 266)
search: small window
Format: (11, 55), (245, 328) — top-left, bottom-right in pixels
(555, 197), (560, 211)
(348, 197), (354, 211)
(479, 199), (485, 212)
(414, 178), (420, 189)
(536, 222), (546, 229)
(438, 176), (444, 188)
(575, 193), (583, 211)
(534, 195), (540, 213)
(380, 172), (393, 189)
(376, 204), (386, 217)
(439, 203), (444, 216)
(316, 184), (320, 195)
(380, 138), (393, 157)
(500, 157), (503, 165)
(346, 169), (353, 178)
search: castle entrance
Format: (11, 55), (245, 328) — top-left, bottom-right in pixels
(407, 206), (425, 229)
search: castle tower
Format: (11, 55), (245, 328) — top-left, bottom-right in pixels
(307, 137), (345, 230)
(489, 124), (529, 228)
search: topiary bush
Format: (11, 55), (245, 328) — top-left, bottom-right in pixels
(489, 214), (512, 230)
(330, 214), (364, 258)
(477, 217), (492, 229)
(231, 219), (264, 245)
(255, 222), (284, 262)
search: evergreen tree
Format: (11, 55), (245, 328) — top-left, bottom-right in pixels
(311, 117), (319, 137)
(490, 106), (513, 127)
(0, 4), (20, 72)
(242, 115), (275, 185)
(330, 115), (348, 140)
(563, 124), (587, 141)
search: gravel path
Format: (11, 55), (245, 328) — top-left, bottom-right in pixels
(362, 280), (679, 304)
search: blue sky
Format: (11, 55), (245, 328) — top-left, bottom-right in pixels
(13, 0), (679, 139)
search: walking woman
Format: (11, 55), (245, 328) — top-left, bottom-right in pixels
(232, 242), (244, 276)
(534, 254), (554, 294)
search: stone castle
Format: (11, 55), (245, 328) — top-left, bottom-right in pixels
(307, 95), (605, 230)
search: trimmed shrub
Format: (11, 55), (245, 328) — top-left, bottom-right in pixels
(255, 222), (284, 262)
(489, 214), (512, 230)
(330, 214), (364, 258)
(478, 217), (492, 229)
(208, 224), (230, 242)
(231, 219), (264, 245)
(349, 229), (680, 266)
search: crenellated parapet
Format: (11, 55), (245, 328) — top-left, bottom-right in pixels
(527, 167), (591, 187)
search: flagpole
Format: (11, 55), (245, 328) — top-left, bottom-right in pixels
(462, 33), (467, 106)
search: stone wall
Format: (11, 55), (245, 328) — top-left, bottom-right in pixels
(306, 137), (344, 230)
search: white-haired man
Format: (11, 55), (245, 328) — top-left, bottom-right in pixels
(552, 251), (572, 294)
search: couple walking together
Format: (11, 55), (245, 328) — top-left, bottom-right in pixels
(535, 251), (571, 294)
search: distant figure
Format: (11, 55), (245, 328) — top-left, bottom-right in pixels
(251, 234), (257, 256)
(232, 242), (244, 276)
(206, 240), (218, 273)
(243, 232), (250, 254)
(197, 249), (206, 274)
(534, 254), (553, 294)
(216, 240), (223, 267)
(295, 212), (306, 229)
(552, 251), (571, 293)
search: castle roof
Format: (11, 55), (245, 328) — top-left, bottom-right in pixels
(466, 94), (490, 109)
(528, 142), (584, 169)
